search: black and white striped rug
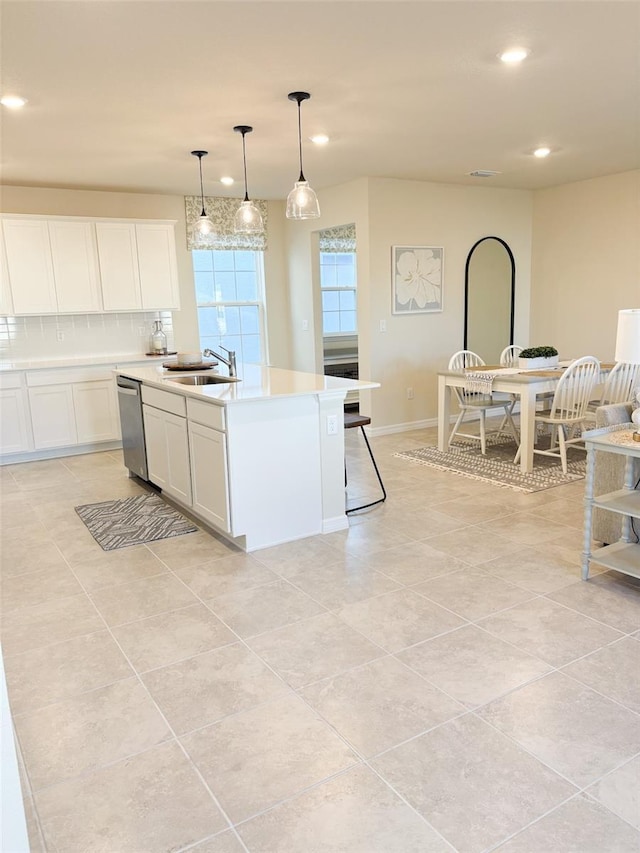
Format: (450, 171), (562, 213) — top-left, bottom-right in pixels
(75, 494), (197, 551)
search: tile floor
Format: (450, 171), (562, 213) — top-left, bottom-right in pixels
(1, 425), (639, 853)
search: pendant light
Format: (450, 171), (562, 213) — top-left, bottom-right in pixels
(190, 150), (215, 241)
(233, 125), (264, 233)
(286, 91), (320, 220)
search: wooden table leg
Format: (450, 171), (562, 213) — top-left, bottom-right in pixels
(519, 386), (537, 473)
(438, 375), (450, 452)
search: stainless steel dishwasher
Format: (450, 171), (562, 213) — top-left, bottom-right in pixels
(116, 376), (148, 480)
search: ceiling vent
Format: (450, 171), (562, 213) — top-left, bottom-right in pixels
(468, 170), (501, 178)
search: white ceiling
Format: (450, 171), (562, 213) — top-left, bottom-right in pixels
(1, 0), (639, 200)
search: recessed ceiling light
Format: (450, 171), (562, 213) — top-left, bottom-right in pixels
(533, 147), (551, 158)
(310, 134), (329, 145)
(1, 94), (27, 109)
(220, 176), (234, 186)
(499, 48), (529, 64)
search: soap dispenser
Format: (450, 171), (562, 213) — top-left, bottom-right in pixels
(150, 320), (168, 355)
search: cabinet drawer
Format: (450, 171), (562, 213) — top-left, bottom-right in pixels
(187, 398), (226, 431)
(27, 368), (115, 387)
(141, 385), (186, 416)
(0, 373), (24, 390)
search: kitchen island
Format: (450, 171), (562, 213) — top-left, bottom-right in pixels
(115, 363), (379, 552)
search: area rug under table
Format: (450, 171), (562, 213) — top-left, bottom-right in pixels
(75, 494), (197, 551)
(395, 434), (586, 493)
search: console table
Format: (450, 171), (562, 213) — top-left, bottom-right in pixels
(582, 424), (640, 580)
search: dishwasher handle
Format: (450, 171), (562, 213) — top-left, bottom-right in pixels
(117, 386), (139, 396)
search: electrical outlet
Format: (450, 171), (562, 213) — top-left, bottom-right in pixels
(406, 387), (414, 400)
(327, 414), (338, 435)
(56, 330), (65, 342)
(379, 319), (387, 332)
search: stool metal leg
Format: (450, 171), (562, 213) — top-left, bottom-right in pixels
(346, 426), (387, 514)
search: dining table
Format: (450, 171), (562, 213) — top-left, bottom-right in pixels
(437, 361), (614, 474)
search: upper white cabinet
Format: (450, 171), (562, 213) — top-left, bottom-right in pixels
(2, 219), (57, 314)
(48, 220), (102, 313)
(136, 224), (180, 310)
(0, 215), (180, 315)
(96, 221), (180, 312)
(95, 222), (142, 311)
(0, 229), (14, 315)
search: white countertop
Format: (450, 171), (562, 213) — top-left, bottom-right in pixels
(117, 363), (380, 405)
(1, 353), (171, 371)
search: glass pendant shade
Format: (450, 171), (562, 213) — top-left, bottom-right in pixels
(190, 150), (215, 243)
(286, 181), (320, 219)
(234, 199), (263, 233)
(194, 212), (215, 236)
(286, 92), (320, 220)
(233, 125), (264, 234)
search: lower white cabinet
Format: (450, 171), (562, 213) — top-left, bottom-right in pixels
(0, 387), (31, 454)
(73, 380), (120, 443)
(29, 385), (77, 449)
(143, 403), (192, 505)
(189, 420), (230, 532)
(24, 369), (120, 452)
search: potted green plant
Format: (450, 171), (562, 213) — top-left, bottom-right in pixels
(518, 346), (559, 369)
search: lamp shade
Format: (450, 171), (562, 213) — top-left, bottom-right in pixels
(614, 309), (640, 364)
(286, 181), (321, 219)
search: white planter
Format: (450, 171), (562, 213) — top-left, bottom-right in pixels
(518, 355), (559, 370)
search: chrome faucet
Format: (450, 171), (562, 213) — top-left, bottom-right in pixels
(203, 346), (237, 377)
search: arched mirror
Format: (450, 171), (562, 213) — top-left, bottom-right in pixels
(464, 236), (515, 364)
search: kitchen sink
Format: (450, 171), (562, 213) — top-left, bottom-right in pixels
(167, 374), (239, 386)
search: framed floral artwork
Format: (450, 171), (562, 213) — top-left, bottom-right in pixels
(392, 246), (444, 314)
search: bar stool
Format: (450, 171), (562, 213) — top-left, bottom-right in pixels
(344, 412), (387, 514)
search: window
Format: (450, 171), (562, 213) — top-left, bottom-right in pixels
(319, 252), (357, 336)
(193, 249), (266, 365)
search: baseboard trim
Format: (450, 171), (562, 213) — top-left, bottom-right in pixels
(322, 515), (350, 534)
(367, 409), (516, 438)
(1, 440), (123, 466)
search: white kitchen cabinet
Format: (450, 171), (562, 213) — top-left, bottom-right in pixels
(189, 421), (230, 531)
(73, 380), (120, 443)
(95, 222), (142, 311)
(143, 403), (169, 489)
(2, 219), (57, 314)
(163, 411), (191, 504)
(143, 391), (191, 505)
(28, 385), (77, 449)
(136, 224), (180, 310)
(0, 229), (14, 315)
(0, 381), (31, 455)
(96, 221), (180, 312)
(48, 220), (102, 313)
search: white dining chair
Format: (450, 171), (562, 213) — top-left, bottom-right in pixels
(448, 350), (519, 455)
(499, 345), (523, 367)
(514, 355), (601, 473)
(586, 361), (640, 418)
(495, 345), (522, 430)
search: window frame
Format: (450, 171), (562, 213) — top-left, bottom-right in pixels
(193, 249), (268, 366)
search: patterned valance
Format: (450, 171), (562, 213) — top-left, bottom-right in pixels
(185, 195), (268, 251)
(318, 223), (356, 253)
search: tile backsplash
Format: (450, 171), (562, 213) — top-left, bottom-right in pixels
(0, 312), (174, 361)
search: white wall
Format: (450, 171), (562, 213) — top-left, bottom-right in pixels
(531, 170), (640, 359)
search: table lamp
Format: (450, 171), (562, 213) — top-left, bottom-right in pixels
(615, 308), (640, 441)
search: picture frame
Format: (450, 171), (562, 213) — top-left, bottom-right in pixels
(391, 245), (444, 314)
